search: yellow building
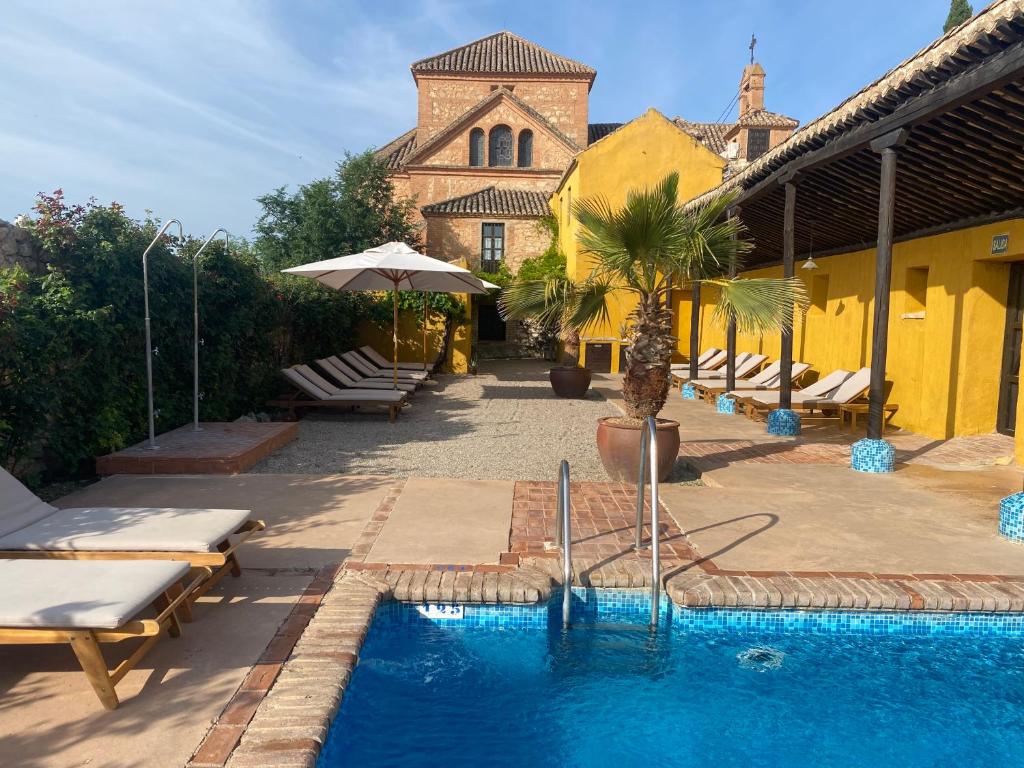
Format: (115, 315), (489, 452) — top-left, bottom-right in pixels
(670, 1), (1024, 461)
(551, 109), (727, 372)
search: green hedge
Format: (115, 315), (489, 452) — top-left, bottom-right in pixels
(0, 197), (372, 484)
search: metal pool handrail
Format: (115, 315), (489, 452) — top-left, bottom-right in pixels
(190, 228), (229, 432)
(634, 416), (661, 628)
(141, 218), (183, 450)
(553, 459), (572, 629)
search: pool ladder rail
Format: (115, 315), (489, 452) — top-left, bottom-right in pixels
(634, 416), (662, 628)
(555, 415), (662, 630)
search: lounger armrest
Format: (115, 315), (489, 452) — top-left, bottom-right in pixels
(220, 519), (266, 561)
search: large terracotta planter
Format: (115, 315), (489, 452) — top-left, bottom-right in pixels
(595, 416), (680, 482)
(549, 366), (592, 398)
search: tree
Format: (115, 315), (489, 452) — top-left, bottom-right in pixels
(253, 151), (419, 271)
(944, 0), (973, 33)
(551, 172), (806, 421)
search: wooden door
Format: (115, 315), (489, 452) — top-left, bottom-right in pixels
(997, 263), (1024, 435)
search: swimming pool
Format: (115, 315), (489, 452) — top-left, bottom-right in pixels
(317, 590), (1024, 767)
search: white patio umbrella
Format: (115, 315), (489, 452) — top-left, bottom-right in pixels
(282, 241), (497, 387)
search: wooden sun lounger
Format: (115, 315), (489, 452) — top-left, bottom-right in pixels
(0, 559), (210, 709)
(359, 345), (433, 373)
(0, 469), (264, 618)
(692, 361), (810, 402)
(671, 352), (757, 388)
(341, 351), (428, 382)
(270, 366), (409, 422)
(317, 356), (418, 393)
(736, 368), (873, 420)
(670, 347), (721, 369)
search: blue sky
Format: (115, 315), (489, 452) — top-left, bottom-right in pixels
(1, 0), (954, 239)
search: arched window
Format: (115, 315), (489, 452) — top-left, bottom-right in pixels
(488, 125), (513, 167)
(469, 128), (484, 167)
(517, 130), (533, 167)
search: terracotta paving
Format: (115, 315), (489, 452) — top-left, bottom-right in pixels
(510, 480), (700, 585)
(96, 421), (297, 475)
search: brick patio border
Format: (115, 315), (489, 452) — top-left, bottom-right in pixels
(190, 476), (1024, 768)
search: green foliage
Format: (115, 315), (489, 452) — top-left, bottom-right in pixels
(944, 0), (973, 32)
(2, 184), (400, 484)
(254, 151), (419, 271)
(515, 216), (567, 282)
(474, 261), (515, 288)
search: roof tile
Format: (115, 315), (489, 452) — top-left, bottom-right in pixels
(421, 187), (549, 217)
(412, 31), (595, 76)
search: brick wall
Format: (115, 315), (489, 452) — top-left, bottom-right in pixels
(416, 75), (589, 147)
(420, 101), (576, 170)
(423, 215), (549, 273)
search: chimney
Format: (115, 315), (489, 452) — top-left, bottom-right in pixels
(738, 62), (765, 117)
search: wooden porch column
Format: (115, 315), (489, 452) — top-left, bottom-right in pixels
(867, 129), (908, 439)
(725, 206), (741, 393)
(688, 281), (701, 381)
(779, 176), (798, 409)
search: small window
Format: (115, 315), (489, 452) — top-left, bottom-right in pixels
(517, 130), (533, 167)
(489, 125), (513, 167)
(481, 223), (505, 271)
(905, 267), (929, 317)
(747, 128), (770, 161)
(810, 275), (830, 314)
(469, 128), (484, 167)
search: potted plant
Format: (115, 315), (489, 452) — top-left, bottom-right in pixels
(499, 273), (611, 398)
(568, 172), (805, 481)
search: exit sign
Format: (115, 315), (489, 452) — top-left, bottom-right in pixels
(992, 234), (1010, 255)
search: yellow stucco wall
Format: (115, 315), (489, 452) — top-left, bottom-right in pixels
(551, 108), (726, 372)
(677, 219), (1024, 445)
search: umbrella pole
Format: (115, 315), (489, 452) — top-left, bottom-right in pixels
(422, 291), (428, 371)
(392, 284), (399, 389)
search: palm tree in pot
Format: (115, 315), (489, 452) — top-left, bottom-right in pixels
(569, 172), (806, 481)
(499, 273), (612, 397)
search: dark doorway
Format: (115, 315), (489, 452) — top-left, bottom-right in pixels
(478, 302), (507, 342)
(586, 342), (612, 373)
(998, 263), (1024, 435)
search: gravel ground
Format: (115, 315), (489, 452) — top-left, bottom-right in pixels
(251, 360), (621, 480)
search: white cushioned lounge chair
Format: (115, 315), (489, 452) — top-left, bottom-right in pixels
(270, 365), (408, 422)
(316, 357), (418, 393)
(670, 347), (721, 370)
(0, 468), (262, 614)
(736, 367), (872, 418)
(359, 345), (432, 373)
(0, 559), (208, 709)
(341, 351), (428, 382)
(691, 361), (810, 402)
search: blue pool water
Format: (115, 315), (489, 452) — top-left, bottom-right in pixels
(317, 592), (1024, 767)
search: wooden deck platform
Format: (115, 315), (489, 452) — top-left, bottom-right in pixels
(96, 422), (297, 475)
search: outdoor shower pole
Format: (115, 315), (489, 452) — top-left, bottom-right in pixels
(191, 228), (229, 431)
(142, 218), (184, 450)
(422, 291), (429, 370)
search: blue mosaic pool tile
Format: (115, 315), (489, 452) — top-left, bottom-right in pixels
(715, 394), (736, 414)
(383, 588), (1024, 637)
(680, 383), (697, 400)
(766, 408), (801, 435)
(999, 492), (1024, 542)
(851, 437), (895, 473)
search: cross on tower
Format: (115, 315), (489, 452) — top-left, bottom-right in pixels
(749, 33), (757, 64)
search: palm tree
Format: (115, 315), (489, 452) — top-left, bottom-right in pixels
(498, 273), (612, 367)
(516, 171), (805, 421)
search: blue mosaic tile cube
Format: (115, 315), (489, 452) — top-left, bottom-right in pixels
(766, 408), (801, 436)
(851, 438), (895, 473)
(716, 394), (736, 414)
(999, 492), (1024, 542)
(680, 383), (697, 400)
